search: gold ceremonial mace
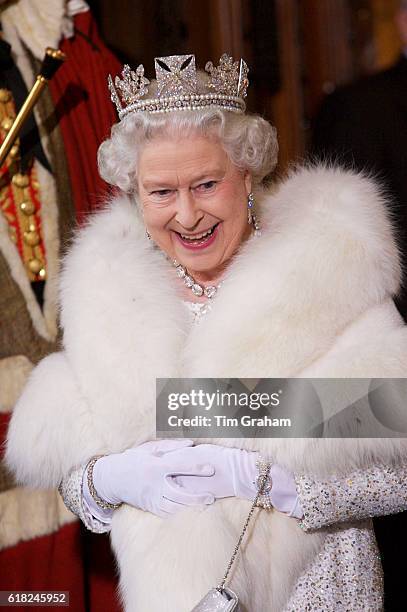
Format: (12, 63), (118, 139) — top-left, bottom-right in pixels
(0, 47), (66, 168)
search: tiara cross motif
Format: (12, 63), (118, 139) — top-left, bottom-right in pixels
(108, 53), (249, 119)
(155, 55), (197, 96)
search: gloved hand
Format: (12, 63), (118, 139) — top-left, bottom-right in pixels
(171, 445), (304, 519)
(270, 464), (303, 518)
(170, 444), (259, 501)
(91, 439), (216, 518)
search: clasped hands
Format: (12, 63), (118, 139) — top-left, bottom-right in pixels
(91, 439), (300, 519)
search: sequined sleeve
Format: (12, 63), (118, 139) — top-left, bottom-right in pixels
(295, 462), (407, 532)
(58, 464), (112, 534)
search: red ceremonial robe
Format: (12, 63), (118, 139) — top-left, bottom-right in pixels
(0, 10), (121, 612)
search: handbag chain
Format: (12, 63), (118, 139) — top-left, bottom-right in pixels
(216, 463), (271, 592)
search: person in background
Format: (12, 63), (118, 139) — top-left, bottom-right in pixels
(0, 1), (121, 609)
(312, 2), (407, 609)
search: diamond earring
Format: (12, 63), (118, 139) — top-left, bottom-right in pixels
(247, 192), (261, 236)
(145, 229), (151, 240)
(247, 192), (255, 224)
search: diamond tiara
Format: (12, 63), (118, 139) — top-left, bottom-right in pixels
(108, 53), (249, 120)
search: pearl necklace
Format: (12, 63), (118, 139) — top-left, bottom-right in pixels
(172, 259), (223, 298)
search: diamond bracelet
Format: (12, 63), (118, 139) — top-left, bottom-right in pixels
(254, 457), (273, 509)
(86, 455), (122, 511)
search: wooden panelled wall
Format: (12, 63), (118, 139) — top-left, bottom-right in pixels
(91, 0), (404, 172)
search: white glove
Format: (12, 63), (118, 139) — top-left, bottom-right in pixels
(91, 439), (216, 518)
(171, 444), (259, 501)
(172, 445), (304, 518)
(270, 464), (303, 518)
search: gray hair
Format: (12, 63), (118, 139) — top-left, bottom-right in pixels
(97, 107), (279, 193)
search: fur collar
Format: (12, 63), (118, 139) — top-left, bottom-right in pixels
(51, 164), (407, 476)
(61, 163), (401, 379)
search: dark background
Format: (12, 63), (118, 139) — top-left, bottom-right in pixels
(87, 0), (403, 172)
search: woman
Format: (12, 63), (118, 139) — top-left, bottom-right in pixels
(6, 54), (407, 611)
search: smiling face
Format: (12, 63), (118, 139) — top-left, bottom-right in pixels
(137, 134), (252, 284)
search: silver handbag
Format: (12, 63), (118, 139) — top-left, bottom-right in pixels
(191, 587), (239, 612)
(190, 461), (272, 612)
